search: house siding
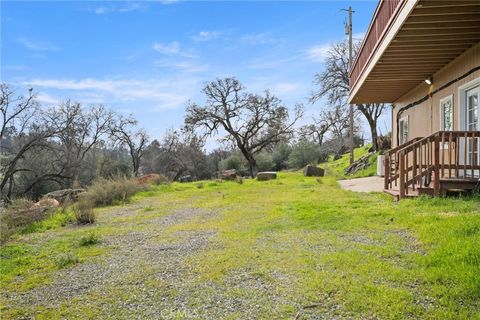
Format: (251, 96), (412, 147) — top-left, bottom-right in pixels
(392, 42), (480, 147)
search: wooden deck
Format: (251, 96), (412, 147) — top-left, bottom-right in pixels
(384, 131), (480, 199)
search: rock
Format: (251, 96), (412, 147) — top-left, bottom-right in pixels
(220, 169), (237, 180)
(178, 175), (192, 183)
(43, 188), (85, 203)
(256, 172), (277, 181)
(32, 198), (60, 209)
(344, 152), (374, 176)
(136, 173), (168, 185)
(303, 165), (325, 177)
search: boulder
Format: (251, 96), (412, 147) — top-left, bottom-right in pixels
(220, 169), (237, 180)
(256, 171), (277, 181)
(303, 165), (325, 177)
(32, 198), (60, 209)
(43, 188), (85, 203)
(344, 152), (374, 176)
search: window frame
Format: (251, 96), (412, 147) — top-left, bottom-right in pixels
(439, 94), (453, 132)
(399, 115), (409, 145)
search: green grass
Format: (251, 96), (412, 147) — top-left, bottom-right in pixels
(1, 171), (479, 319)
(323, 144), (378, 178)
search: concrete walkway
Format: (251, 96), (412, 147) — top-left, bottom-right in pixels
(338, 176), (384, 193)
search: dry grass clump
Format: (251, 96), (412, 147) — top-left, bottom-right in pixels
(83, 176), (147, 207)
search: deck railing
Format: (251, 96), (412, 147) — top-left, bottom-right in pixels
(385, 131), (480, 198)
(349, 0), (404, 89)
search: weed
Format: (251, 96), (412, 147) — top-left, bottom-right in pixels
(79, 232), (100, 246)
(55, 253), (79, 268)
(73, 199), (96, 224)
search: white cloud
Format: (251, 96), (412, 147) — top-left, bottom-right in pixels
(36, 93), (60, 105)
(23, 77), (197, 110)
(240, 32), (281, 46)
(157, 0), (179, 4)
(307, 44), (331, 62)
(17, 37), (59, 51)
(271, 83), (301, 95)
(94, 6), (108, 14)
(193, 31), (219, 42)
(153, 41), (196, 58)
(154, 60), (209, 72)
(93, 2), (143, 14)
(1, 65), (27, 71)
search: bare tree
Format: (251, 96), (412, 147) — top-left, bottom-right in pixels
(47, 101), (115, 187)
(185, 77), (303, 176)
(0, 84), (61, 200)
(110, 116), (148, 177)
(310, 40), (386, 151)
(142, 129), (209, 181)
(298, 113), (332, 146)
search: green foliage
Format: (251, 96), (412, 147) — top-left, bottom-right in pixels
(255, 152), (275, 171)
(220, 152), (247, 172)
(79, 232), (100, 246)
(22, 207), (75, 234)
(324, 144), (378, 178)
(288, 140), (321, 168)
(271, 143), (292, 170)
(55, 252), (79, 268)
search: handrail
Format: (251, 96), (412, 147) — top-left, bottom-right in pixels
(385, 131), (480, 199)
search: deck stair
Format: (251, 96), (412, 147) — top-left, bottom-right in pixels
(384, 131), (480, 199)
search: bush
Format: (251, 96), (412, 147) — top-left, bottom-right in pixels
(55, 252), (79, 268)
(288, 141), (321, 168)
(272, 143), (292, 170)
(0, 198), (47, 244)
(82, 176), (147, 208)
(150, 174), (170, 185)
(256, 152), (275, 172)
(79, 232), (100, 246)
(73, 198), (96, 224)
(220, 153), (248, 174)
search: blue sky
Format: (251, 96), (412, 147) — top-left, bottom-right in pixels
(1, 0), (389, 148)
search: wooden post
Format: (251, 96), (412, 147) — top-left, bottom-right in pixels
(399, 152), (405, 199)
(434, 135), (441, 196)
(384, 156), (390, 190)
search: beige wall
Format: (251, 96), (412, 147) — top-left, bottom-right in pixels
(392, 42), (480, 147)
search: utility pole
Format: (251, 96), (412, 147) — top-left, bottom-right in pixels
(342, 6), (355, 165)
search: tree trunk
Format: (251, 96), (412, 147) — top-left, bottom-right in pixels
(248, 158), (258, 178)
(367, 118), (379, 152)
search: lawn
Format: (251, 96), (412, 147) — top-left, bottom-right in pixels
(1, 172), (479, 319)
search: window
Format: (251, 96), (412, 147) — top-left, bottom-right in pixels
(440, 95), (453, 131)
(399, 116), (409, 145)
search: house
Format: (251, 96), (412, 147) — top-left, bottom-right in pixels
(349, 0), (480, 199)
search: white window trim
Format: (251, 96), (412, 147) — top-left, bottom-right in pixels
(399, 115), (409, 145)
(458, 77), (480, 130)
(439, 94), (453, 131)
(457, 77), (480, 176)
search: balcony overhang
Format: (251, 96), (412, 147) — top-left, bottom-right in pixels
(349, 0), (480, 104)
